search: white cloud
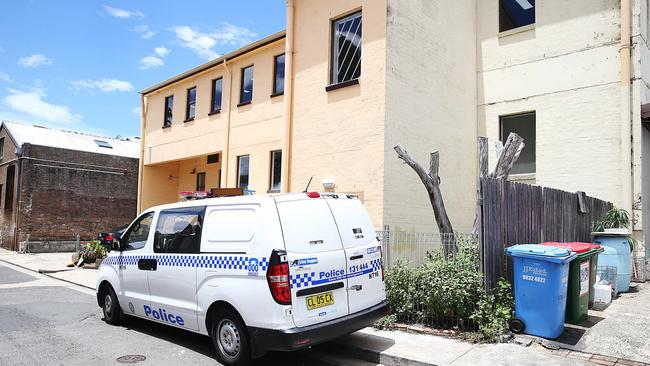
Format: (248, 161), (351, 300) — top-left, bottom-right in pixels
(139, 56), (163, 69)
(132, 106), (141, 116)
(154, 46), (170, 57)
(102, 5), (144, 19)
(171, 23), (257, 60)
(18, 54), (53, 68)
(134, 25), (155, 39)
(3, 88), (82, 124)
(0, 72), (13, 83)
(70, 78), (134, 92)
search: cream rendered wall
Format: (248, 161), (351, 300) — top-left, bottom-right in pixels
(290, 0), (387, 228)
(478, 0), (624, 206)
(384, 0), (478, 233)
(177, 156), (221, 192)
(141, 162), (179, 211)
(141, 40), (285, 208)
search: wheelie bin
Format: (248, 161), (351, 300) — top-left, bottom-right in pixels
(506, 245), (576, 339)
(542, 242), (600, 324)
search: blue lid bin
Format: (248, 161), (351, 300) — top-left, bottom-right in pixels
(506, 244), (577, 339)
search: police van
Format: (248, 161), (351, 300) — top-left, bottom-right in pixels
(96, 192), (388, 365)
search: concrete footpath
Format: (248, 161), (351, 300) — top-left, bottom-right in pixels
(1, 249), (646, 366)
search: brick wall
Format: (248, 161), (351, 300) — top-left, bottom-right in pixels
(0, 128), (19, 249)
(6, 143), (139, 252)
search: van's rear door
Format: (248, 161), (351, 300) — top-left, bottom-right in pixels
(325, 195), (385, 314)
(275, 194), (349, 327)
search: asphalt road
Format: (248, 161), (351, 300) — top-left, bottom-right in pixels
(0, 262), (367, 366)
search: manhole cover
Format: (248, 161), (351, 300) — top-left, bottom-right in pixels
(116, 355), (146, 364)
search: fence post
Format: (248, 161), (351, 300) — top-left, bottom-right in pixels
(383, 225), (391, 268)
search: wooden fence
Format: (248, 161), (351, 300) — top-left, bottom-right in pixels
(479, 177), (613, 289)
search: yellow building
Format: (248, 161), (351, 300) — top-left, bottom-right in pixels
(139, 0), (477, 233)
(140, 0), (649, 244)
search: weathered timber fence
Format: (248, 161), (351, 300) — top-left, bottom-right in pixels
(479, 177), (613, 289)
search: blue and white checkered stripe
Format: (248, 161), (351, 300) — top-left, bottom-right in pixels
(289, 258), (384, 289)
(290, 272), (316, 288)
(102, 254), (268, 271)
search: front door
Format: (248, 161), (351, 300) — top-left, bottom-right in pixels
(147, 206), (205, 331)
(118, 212), (155, 318)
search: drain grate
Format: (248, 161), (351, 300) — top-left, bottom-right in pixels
(116, 355), (146, 364)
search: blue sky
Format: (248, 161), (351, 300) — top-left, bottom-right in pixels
(0, 1), (286, 137)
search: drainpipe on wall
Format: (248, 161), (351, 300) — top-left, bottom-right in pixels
(223, 59), (233, 188)
(12, 146), (24, 251)
(137, 93), (146, 213)
(281, 0), (295, 193)
(620, 0), (633, 215)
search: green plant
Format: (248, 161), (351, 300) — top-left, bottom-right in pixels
(593, 208), (631, 231)
(374, 314), (397, 330)
(83, 240), (107, 263)
(384, 261), (420, 322)
(470, 278), (514, 342)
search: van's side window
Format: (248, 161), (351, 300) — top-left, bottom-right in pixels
(154, 206), (205, 254)
(122, 212), (154, 251)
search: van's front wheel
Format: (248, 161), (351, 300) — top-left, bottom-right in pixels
(210, 309), (251, 366)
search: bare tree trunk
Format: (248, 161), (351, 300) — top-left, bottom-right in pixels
(490, 132), (524, 180)
(393, 145), (455, 253)
(472, 137), (489, 235)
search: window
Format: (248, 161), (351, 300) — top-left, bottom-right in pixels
(185, 87), (196, 121)
(269, 150), (282, 192)
(163, 95), (174, 127)
(237, 155), (250, 190)
(331, 12), (362, 85)
(196, 172), (206, 191)
(239, 65), (254, 105)
(5, 164), (14, 210)
(121, 212), (154, 251)
(273, 54), (285, 95)
(94, 140), (112, 149)
(210, 78), (223, 113)
(499, 0), (535, 33)
(500, 112), (536, 174)
(207, 153), (219, 164)
(153, 206), (205, 254)
(0, 138), (4, 158)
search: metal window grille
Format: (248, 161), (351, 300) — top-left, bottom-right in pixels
(332, 12), (362, 84)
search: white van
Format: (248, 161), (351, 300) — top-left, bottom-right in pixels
(96, 192), (388, 365)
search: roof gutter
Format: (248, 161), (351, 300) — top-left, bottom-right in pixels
(140, 30), (286, 96)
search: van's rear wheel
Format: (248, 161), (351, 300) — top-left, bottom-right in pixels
(210, 309), (251, 366)
(101, 286), (123, 325)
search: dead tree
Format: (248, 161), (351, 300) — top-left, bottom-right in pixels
(393, 145), (456, 253)
(472, 132), (524, 234)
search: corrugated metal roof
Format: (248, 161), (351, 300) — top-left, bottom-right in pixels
(1, 121), (140, 159)
(140, 30), (286, 95)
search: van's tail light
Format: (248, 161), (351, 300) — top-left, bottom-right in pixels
(267, 249), (291, 305)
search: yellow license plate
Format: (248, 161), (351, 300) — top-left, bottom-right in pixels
(306, 291), (334, 310)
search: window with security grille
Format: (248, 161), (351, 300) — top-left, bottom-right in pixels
(331, 12), (362, 84)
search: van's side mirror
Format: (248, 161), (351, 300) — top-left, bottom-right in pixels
(112, 238), (122, 251)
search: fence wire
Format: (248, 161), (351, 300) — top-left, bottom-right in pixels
(377, 231), (481, 330)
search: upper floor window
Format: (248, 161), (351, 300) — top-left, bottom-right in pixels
(500, 112), (536, 174)
(210, 78), (223, 114)
(331, 11), (362, 85)
(273, 54), (285, 95)
(185, 87), (196, 121)
(499, 0), (535, 33)
(0, 138), (5, 158)
(239, 65), (254, 105)
(163, 95), (173, 128)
